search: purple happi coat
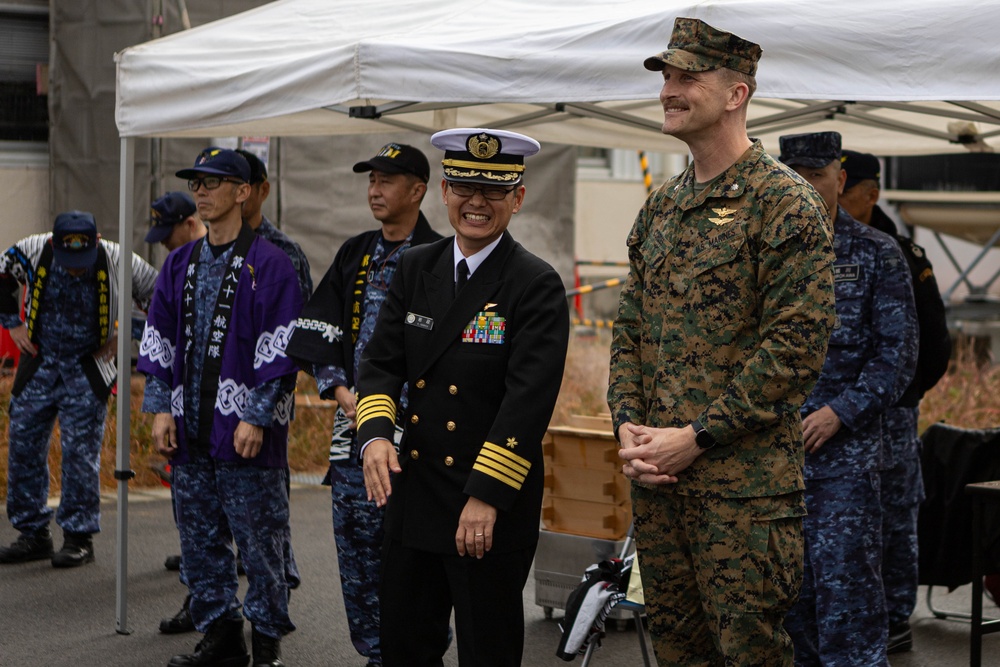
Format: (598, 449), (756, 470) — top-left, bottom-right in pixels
(138, 236), (302, 467)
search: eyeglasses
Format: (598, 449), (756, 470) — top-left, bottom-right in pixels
(448, 182), (515, 201)
(187, 176), (243, 192)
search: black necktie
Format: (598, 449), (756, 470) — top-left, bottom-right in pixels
(456, 258), (469, 296)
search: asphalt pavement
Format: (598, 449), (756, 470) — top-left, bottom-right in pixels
(0, 483), (996, 666)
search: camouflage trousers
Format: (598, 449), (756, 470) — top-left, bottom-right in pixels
(785, 473), (888, 667)
(330, 462), (385, 663)
(632, 485), (805, 667)
(173, 457), (295, 638)
(880, 458), (923, 627)
(879, 407), (923, 627)
(6, 370), (106, 535)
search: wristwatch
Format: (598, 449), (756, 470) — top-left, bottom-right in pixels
(691, 419), (717, 449)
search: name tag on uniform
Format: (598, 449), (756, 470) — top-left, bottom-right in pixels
(462, 311), (506, 344)
(833, 264), (860, 282)
(405, 312), (433, 330)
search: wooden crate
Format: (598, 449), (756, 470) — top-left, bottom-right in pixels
(544, 425), (619, 470)
(541, 496), (631, 540)
(544, 464), (631, 506)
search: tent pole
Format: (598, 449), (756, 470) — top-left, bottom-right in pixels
(115, 136), (135, 635)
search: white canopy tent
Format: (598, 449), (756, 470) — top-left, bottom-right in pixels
(110, 0), (1000, 631)
(115, 0), (1000, 154)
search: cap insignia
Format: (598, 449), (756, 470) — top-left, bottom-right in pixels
(467, 133), (500, 159)
(61, 233), (91, 250)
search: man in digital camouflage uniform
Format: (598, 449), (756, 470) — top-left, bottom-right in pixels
(286, 142), (442, 667)
(607, 18), (836, 666)
(140, 147), (302, 667)
(0, 212), (158, 569)
(839, 149), (951, 653)
(779, 132), (918, 667)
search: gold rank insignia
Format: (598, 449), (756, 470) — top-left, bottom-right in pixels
(506, 437), (518, 449)
(709, 207), (736, 226)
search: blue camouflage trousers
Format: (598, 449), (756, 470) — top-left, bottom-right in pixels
(785, 473), (888, 667)
(6, 370), (106, 535)
(330, 462), (385, 663)
(879, 407), (924, 628)
(173, 457), (295, 638)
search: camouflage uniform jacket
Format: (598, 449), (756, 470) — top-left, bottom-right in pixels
(608, 140), (836, 498)
(800, 207), (918, 480)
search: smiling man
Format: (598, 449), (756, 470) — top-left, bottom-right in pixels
(607, 18), (837, 666)
(285, 142), (441, 667)
(356, 128), (569, 667)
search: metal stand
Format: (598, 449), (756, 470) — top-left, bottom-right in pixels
(579, 523), (652, 667)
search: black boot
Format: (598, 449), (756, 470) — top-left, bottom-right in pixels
(0, 528), (53, 564)
(51, 532), (94, 568)
(164, 554), (182, 571)
(887, 621), (913, 654)
(159, 594), (196, 634)
(251, 627), (284, 667)
(168, 616), (249, 667)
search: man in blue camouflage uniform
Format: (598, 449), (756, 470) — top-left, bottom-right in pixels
(286, 143), (441, 667)
(0, 212), (158, 568)
(839, 149), (951, 654)
(139, 148), (302, 667)
(607, 19), (836, 666)
(779, 132), (918, 667)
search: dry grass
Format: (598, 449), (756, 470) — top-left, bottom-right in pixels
(1, 331), (998, 498)
(0, 371), (335, 498)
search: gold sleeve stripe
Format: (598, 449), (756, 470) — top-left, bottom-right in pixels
(482, 442), (531, 470)
(475, 456), (526, 486)
(442, 158), (525, 172)
(472, 462), (523, 491)
(478, 448), (529, 480)
(356, 394), (396, 427)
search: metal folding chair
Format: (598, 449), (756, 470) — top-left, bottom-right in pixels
(579, 522), (653, 667)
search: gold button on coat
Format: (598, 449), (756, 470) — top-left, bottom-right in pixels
(444, 456), (454, 466)
(410, 414), (419, 424)
(410, 450), (419, 460)
(448, 385), (458, 395)
(446, 421), (456, 431)
(416, 379), (426, 389)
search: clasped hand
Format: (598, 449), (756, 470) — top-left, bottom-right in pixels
(617, 422), (701, 485)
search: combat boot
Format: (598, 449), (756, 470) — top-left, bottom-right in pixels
(168, 616), (249, 667)
(51, 532), (94, 568)
(0, 528), (53, 564)
(251, 627), (285, 667)
(159, 594), (196, 634)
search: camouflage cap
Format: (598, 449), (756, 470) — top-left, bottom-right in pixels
(644, 17), (762, 76)
(779, 131), (843, 169)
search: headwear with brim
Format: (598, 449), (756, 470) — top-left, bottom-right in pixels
(779, 131), (843, 169)
(236, 149), (268, 185)
(176, 147), (251, 183)
(52, 210), (99, 269)
(643, 17), (761, 76)
(430, 128), (540, 186)
(352, 143), (430, 183)
(841, 149), (882, 190)
(145, 191), (197, 244)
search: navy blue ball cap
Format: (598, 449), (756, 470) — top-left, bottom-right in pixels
(353, 143), (430, 183)
(779, 131), (842, 169)
(176, 147), (251, 182)
(145, 191), (197, 244)
(235, 149), (268, 184)
(52, 210), (98, 269)
(841, 149), (881, 190)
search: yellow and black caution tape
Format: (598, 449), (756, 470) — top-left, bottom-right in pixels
(566, 277), (624, 298)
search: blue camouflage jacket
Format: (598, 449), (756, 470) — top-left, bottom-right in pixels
(802, 207), (918, 479)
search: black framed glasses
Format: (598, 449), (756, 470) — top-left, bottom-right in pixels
(448, 182), (515, 201)
(187, 176), (242, 192)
